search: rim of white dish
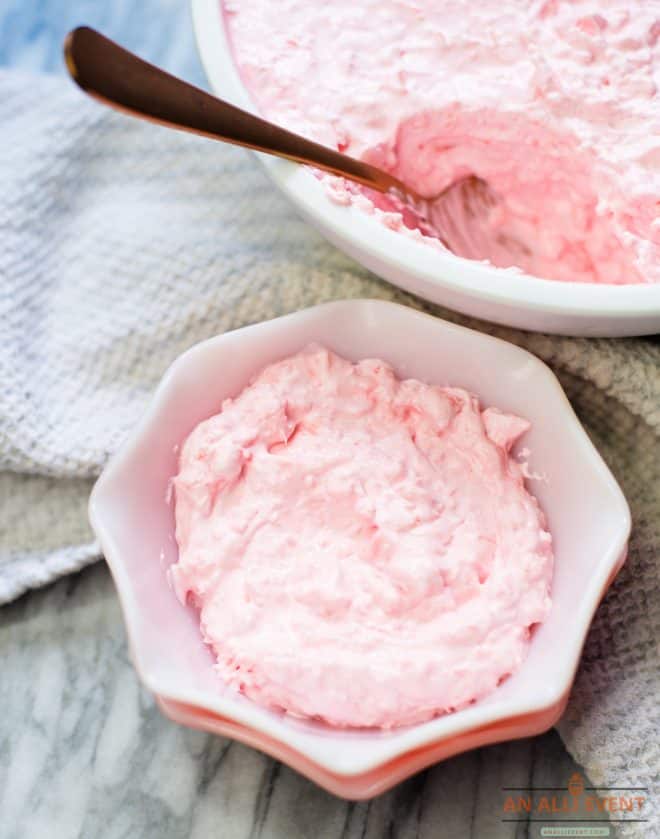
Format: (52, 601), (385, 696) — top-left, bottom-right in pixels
(190, 0), (660, 323)
(89, 299), (631, 777)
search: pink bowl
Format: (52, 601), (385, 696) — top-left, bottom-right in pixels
(89, 299), (630, 798)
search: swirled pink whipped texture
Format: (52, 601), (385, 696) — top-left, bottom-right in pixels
(223, 0), (660, 284)
(171, 347), (553, 728)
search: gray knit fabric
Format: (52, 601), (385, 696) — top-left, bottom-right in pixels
(1, 71), (658, 832)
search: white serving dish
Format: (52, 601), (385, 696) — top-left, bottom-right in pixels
(90, 299), (630, 798)
(190, 0), (660, 337)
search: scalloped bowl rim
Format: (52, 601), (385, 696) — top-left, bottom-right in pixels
(89, 299), (631, 778)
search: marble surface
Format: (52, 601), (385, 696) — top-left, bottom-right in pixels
(0, 561), (619, 839)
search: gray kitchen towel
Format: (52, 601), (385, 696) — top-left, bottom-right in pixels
(1, 70), (658, 829)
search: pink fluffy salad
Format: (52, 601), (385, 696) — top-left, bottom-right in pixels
(223, 0), (660, 284)
(171, 347), (553, 729)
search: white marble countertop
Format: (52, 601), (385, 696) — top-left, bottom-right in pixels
(0, 561), (619, 839)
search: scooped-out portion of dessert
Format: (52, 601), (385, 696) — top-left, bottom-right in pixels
(171, 346), (553, 729)
(223, 0), (660, 284)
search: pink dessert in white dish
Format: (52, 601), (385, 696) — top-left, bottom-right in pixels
(171, 346), (553, 729)
(223, 0), (659, 285)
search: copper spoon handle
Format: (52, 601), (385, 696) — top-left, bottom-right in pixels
(63, 27), (414, 199)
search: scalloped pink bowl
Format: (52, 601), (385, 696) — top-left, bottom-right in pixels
(89, 299), (630, 798)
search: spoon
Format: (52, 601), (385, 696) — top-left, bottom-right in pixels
(63, 26), (430, 206)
